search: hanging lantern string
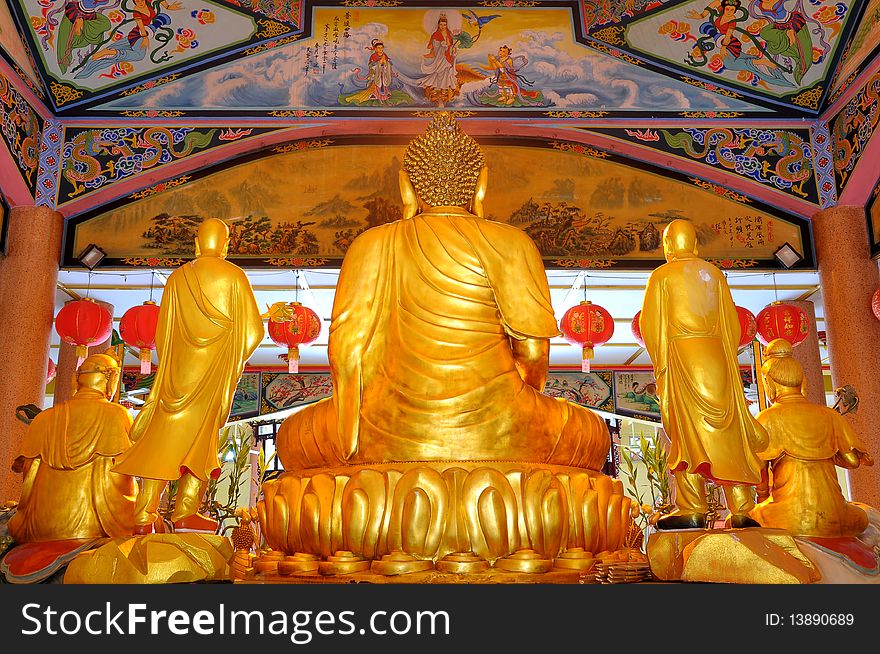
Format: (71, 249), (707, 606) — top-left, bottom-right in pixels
(294, 269), (300, 304)
(772, 272), (778, 303)
(86, 271), (92, 299)
(149, 270), (155, 303)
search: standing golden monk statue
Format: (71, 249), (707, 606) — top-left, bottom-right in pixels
(113, 218), (264, 534)
(751, 338), (873, 537)
(9, 352), (137, 542)
(278, 112), (609, 471)
(641, 219), (768, 530)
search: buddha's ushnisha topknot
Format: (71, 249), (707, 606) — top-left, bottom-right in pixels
(403, 112), (485, 208)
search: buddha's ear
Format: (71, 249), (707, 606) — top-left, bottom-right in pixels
(194, 236), (201, 258)
(472, 166), (488, 219)
(399, 169), (419, 220)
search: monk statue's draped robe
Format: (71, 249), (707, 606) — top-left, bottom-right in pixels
(114, 258), (264, 482)
(641, 254), (768, 486)
(751, 393), (870, 537)
(9, 389), (137, 542)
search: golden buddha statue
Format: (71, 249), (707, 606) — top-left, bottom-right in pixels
(750, 339), (873, 537)
(640, 219), (768, 530)
(9, 352), (137, 542)
(257, 114), (635, 576)
(113, 218), (264, 534)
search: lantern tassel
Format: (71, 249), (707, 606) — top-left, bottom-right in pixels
(139, 348), (152, 375)
(582, 345), (594, 374)
(75, 345), (88, 369)
(288, 346), (300, 374)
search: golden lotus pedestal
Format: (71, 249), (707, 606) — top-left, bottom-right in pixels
(252, 460), (639, 584)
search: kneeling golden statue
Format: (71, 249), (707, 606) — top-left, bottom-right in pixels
(751, 339), (874, 537)
(257, 114), (634, 576)
(9, 352), (137, 542)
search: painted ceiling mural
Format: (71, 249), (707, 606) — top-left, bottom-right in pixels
(586, 0), (863, 112)
(868, 178), (880, 257)
(8, 0), (302, 110)
(829, 0), (880, 95)
(0, 0), (42, 88)
(66, 138), (813, 270)
(101, 2), (764, 113)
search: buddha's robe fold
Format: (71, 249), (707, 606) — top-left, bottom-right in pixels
(751, 394), (869, 537)
(114, 258), (263, 482)
(278, 213), (610, 471)
(9, 394), (137, 542)
(641, 256), (768, 485)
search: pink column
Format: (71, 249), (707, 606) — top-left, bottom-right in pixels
(788, 300), (826, 407)
(813, 205), (880, 506)
(0, 206), (63, 503)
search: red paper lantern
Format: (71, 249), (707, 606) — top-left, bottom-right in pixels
(755, 302), (809, 347)
(872, 289), (880, 321)
(632, 310), (645, 348)
(120, 301), (161, 374)
(560, 300), (615, 373)
(55, 298), (113, 368)
(47, 358), (56, 385)
(267, 302), (321, 373)
(735, 305), (757, 351)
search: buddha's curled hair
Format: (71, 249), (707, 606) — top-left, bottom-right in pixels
(403, 112), (485, 208)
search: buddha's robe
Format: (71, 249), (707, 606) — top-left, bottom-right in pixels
(278, 211), (610, 470)
(641, 255), (768, 485)
(9, 390), (137, 542)
(114, 257), (264, 482)
(751, 394), (869, 537)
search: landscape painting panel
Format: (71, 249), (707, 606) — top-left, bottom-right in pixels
(614, 371), (660, 422)
(73, 141), (807, 267)
(544, 371), (614, 413)
(230, 371), (260, 420)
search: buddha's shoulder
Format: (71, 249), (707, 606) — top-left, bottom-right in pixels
(450, 214), (534, 241)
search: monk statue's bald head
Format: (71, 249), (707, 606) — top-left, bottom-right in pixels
(400, 113), (488, 218)
(662, 219), (698, 262)
(761, 338), (806, 401)
(77, 350), (121, 399)
(195, 218), (230, 258)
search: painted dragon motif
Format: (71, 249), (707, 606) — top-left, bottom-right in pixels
(0, 73), (41, 189)
(831, 72), (880, 188)
(660, 128), (813, 199)
(62, 127), (218, 199)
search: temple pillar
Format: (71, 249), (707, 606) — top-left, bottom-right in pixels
(0, 206), (63, 502)
(53, 299), (114, 404)
(788, 300), (826, 407)
(813, 205), (880, 506)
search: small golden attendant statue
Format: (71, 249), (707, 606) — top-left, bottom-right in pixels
(9, 352), (137, 542)
(751, 339), (873, 537)
(113, 218), (264, 534)
(258, 114), (634, 575)
(641, 219), (768, 530)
